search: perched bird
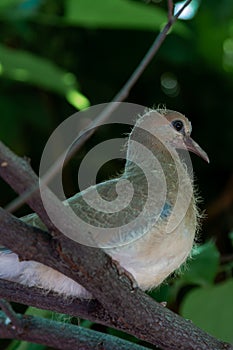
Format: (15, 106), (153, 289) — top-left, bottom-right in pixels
(0, 109), (209, 298)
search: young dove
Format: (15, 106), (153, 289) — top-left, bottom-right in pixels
(0, 109), (209, 298)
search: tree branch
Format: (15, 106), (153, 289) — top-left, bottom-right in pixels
(0, 279), (105, 323)
(0, 311), (149, 350)
(0, 141), (232, 350)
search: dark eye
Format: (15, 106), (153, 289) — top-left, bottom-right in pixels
(172, 119), (184, 132)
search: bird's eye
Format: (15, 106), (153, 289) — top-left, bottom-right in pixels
(172, 120), (184, 132)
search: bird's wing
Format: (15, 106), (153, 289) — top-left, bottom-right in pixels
(5, 173), (168, 250)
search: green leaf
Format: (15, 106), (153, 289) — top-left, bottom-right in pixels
(80, 319), (94, 328)
(65, 0), (189, 35)
(6, 338), (46, 350)
(0, 0), (22, 11)
(25, 306), (53, 318)
(181, 279), (233, 343)
(0, 44), (90, 110)
(195, 10), (227, 70)
(148, 283), (170, 303)
(179, 241), (220, 286)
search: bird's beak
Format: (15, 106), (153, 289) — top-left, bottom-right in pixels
(184, 136), (209, 163)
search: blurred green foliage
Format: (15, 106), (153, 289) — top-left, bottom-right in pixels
(0, 0), (233, 348)
(181, 278), (233, 343)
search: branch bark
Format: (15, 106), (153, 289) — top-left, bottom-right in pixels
(0, 143), (232, 349)
(0, 311), (148, 350)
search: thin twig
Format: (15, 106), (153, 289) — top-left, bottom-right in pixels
(5, 0), (193, 214)
(167, 0), (174, 21)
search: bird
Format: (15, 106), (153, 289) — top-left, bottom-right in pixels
(0, 109), (209, 298)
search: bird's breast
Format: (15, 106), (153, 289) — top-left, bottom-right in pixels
(107, 201), (196, 290)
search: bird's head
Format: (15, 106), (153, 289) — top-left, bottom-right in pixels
(160, 110), (209, 163)
(127, 109), (209, 169)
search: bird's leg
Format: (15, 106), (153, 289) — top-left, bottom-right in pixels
(110, 258), (138, 291)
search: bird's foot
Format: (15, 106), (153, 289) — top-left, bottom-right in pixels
(111, 258), (138, 291)
(160, 301), (167, 307)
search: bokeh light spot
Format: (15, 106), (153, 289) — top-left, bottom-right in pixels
(160, 72), (180, 97)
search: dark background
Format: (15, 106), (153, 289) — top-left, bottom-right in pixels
(0, 0), (232, 348)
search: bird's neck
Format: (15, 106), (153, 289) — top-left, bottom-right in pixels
(123, 128), (194, 210)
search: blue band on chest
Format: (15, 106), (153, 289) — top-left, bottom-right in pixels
(161, 202), (171, 218)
